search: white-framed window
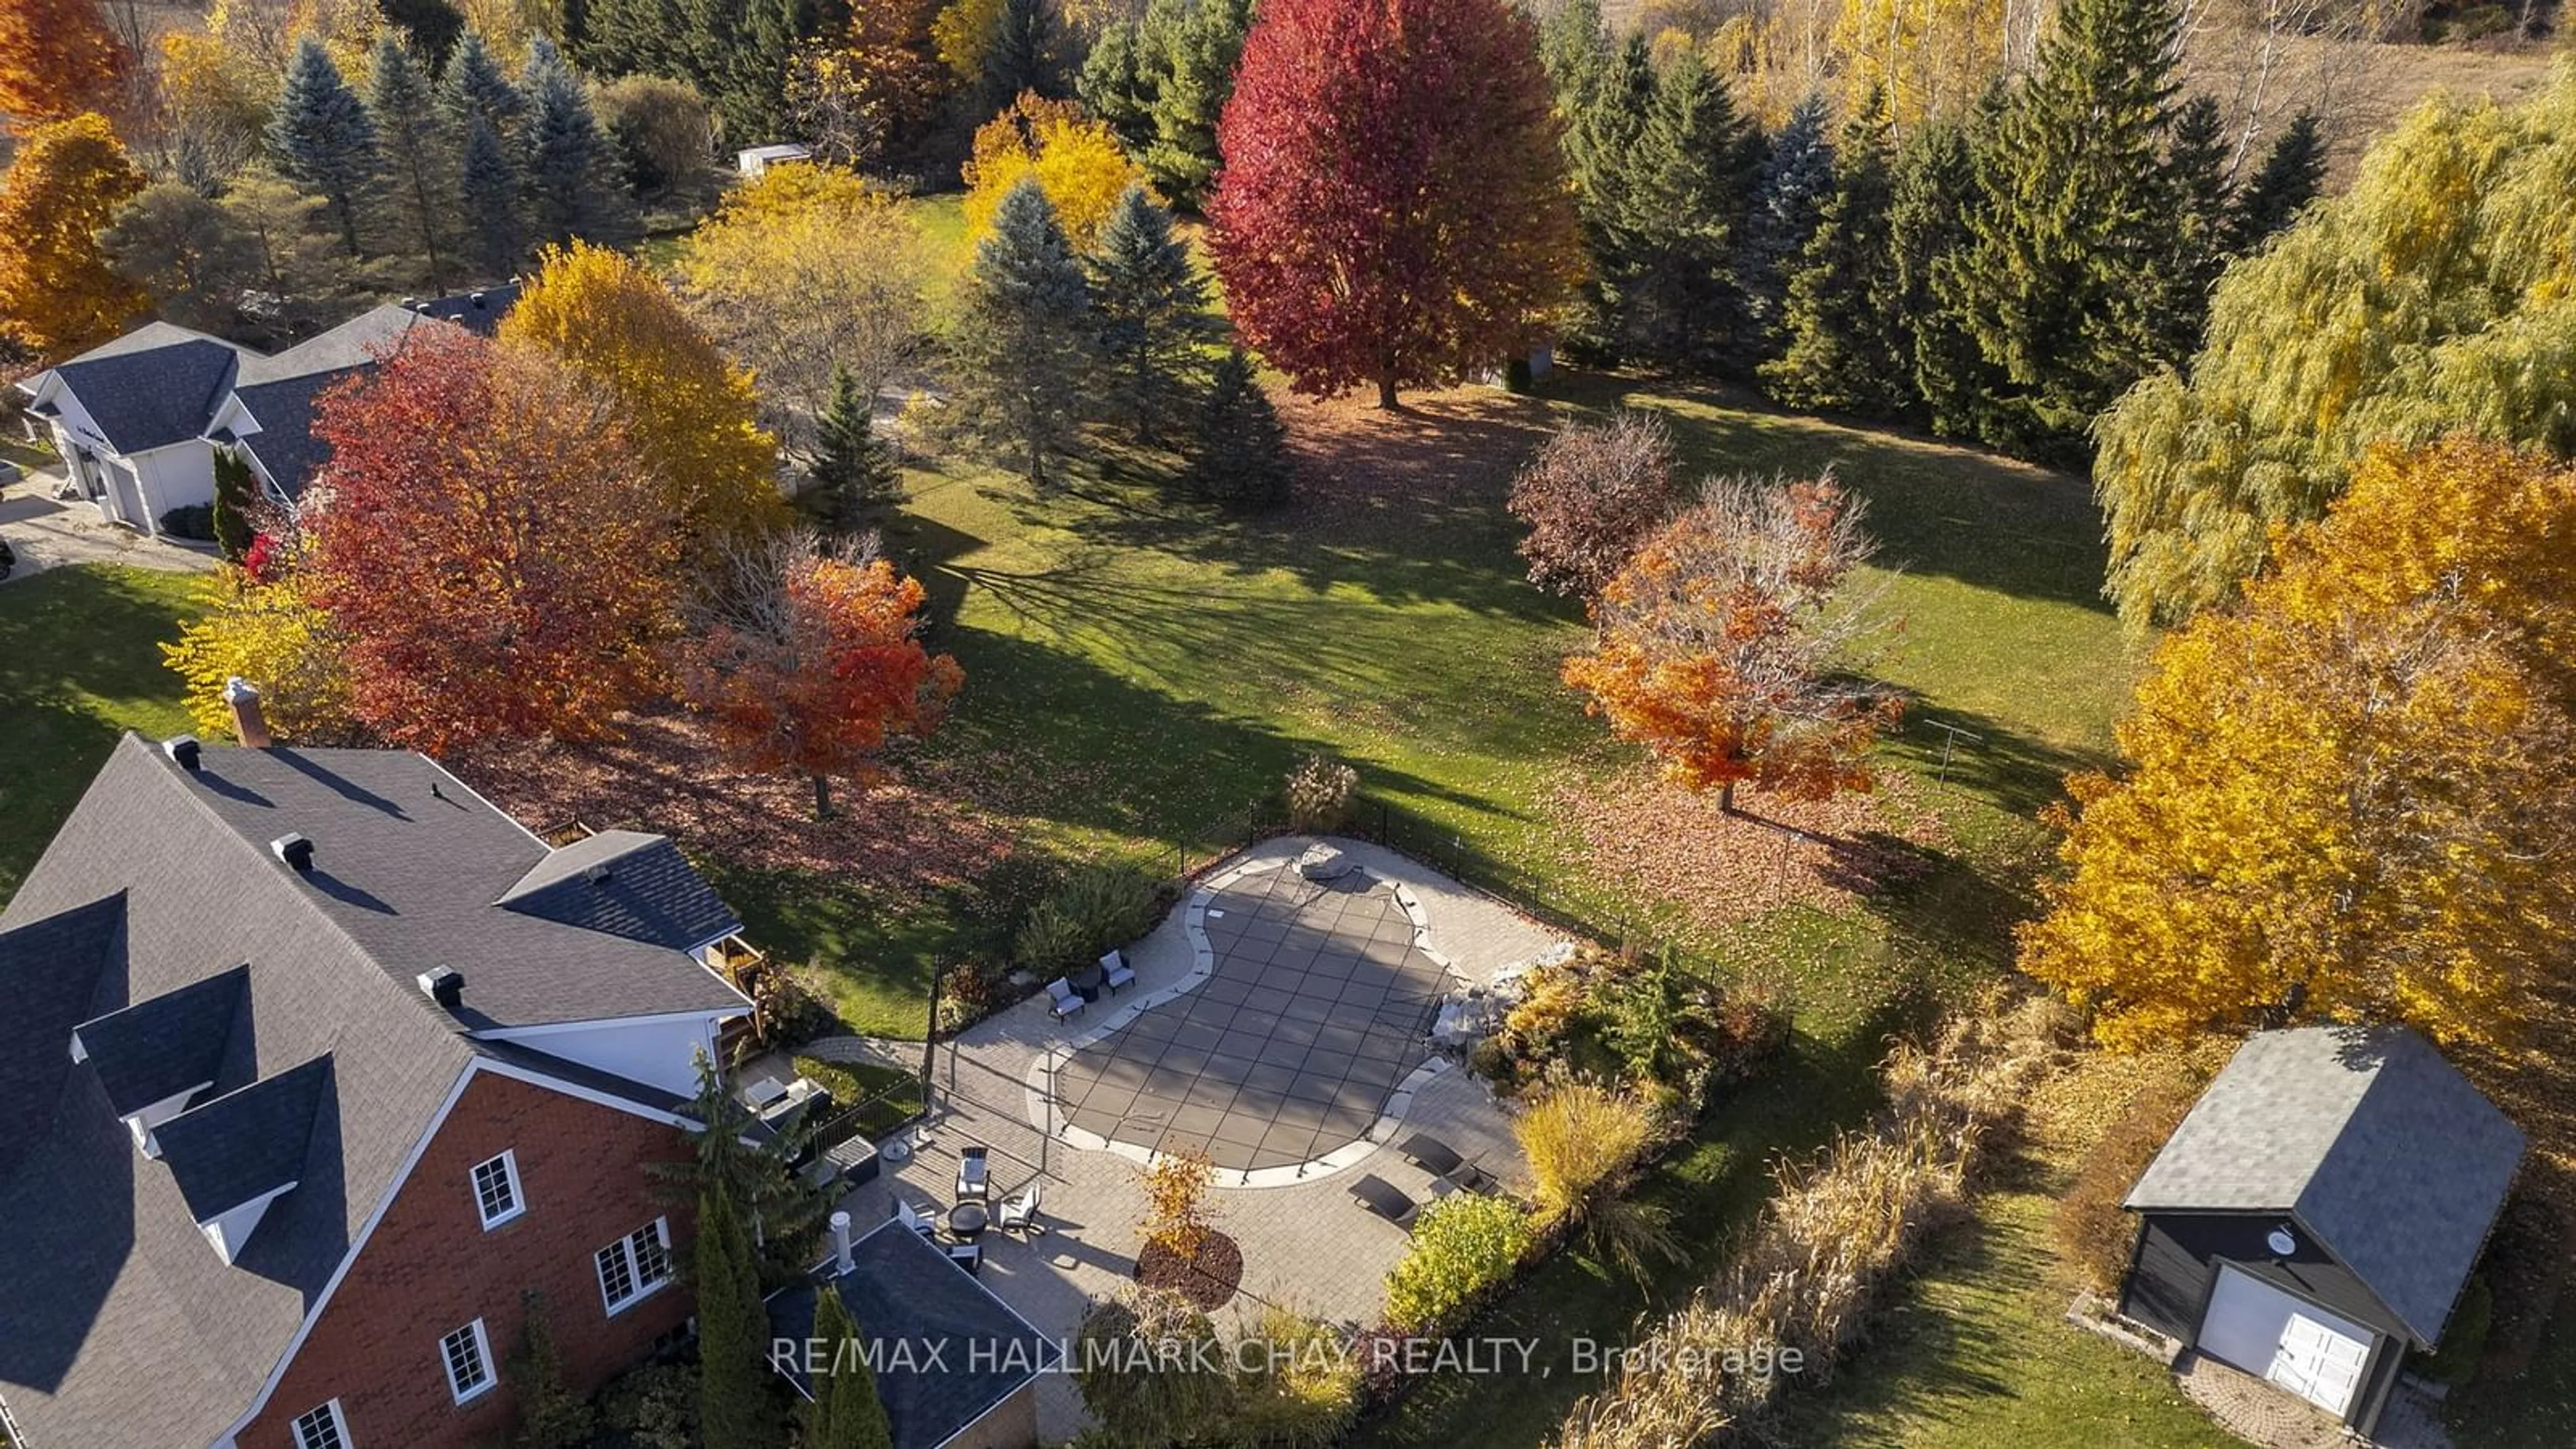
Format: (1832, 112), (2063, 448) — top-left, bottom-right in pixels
(439, 1319), (496, 1404)
(595, 1218), (673, 1314)
(290, 1399), (350, 1449)
(470, 1151), (524, 1228)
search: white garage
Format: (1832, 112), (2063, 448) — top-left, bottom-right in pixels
(2197, 1265), (2375, 1417)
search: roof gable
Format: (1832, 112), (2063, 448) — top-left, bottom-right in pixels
(2127, 1026), (2525, 1345)
(0, 894), (125, 1176)
(73, 963), (250, 1118)
(49, 337), (242, 454)
(156, 1055), (332, 1230)
(498, 830), (741, 952)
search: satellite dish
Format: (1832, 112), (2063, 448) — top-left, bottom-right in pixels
(2267, 1226), (2299, 1256)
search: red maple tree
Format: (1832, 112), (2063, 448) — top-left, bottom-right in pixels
(676, 532), (963, 818)
(1207, 0), (1582, 409)
(303, 328), (680, 753)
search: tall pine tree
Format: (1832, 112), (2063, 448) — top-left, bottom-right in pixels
(459, 115), (529, 276)
(1764, 95), (1911, 418)
(369, 37), (457, 290)
(522, 38), (629, 245)
(2224, 111), (2326, 254)
(1183, 346), (1293, 507)
(268, 38), (380, 256)
(953, 178), (1095, 489)
(694, 1189), (774, 1446)
(1941, 0), (2186, 458)
(1894, 111), (1998, 439)
(808, 363), (900, 525)
(1605, 50), (1757, 370)
(1090, 182), (1211, 442)
(983, 0), (1054, 109)
(443, 30), (529, 138)
(805, 1286), (895, 1449)
(1538, 0), (1609, 115)
(1141, 0), (1248, 209)
(1562, 32), (1654, 361)
(1739, 91), (1835, 357)
(2158, 93), (2233, 362)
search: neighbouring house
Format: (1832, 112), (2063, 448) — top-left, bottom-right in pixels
(12, 285), (521, 541)
(2118, 1025), (2525, 1436)
(766, 1214), (1057, 1449)
(0, 723), (763, 1448)
(736, 142), (812, 176)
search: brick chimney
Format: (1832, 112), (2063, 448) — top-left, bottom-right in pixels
(223, 676), (272, 748)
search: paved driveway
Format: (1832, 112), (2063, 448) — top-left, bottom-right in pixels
(0, 470), (217, 581)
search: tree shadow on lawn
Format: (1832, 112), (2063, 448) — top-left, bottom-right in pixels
(1882, 698), (2114, 821)
(1550, 372), (2115, 615)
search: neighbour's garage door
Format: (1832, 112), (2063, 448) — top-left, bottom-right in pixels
(2198, 1264), (2375, 1418)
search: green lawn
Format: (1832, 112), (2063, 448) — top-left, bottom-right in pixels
(0, 565), (207, 904)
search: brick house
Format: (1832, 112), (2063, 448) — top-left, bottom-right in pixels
(0, 730), (759, 1448)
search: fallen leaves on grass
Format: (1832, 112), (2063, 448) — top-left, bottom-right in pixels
(1554, 765), (1946, 931)
(451, 704), (1018, 893)
(1273, 384), (1558, 522)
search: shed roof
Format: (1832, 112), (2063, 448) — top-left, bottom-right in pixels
(2127, 1025), (2525, 1344)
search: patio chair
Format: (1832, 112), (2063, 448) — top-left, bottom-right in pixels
(955, 1145), (990, 1201)
(997, 1179), (1044, 1234)
(1100, 950), (1136, 993)
(1399, 1132), (1495, 1192)
(1045, 977), (1086, 1020)
(945, 1240), (983, 1274)
(891, 1199), (936, 1237)
(1350, 1173), (1420, 1229)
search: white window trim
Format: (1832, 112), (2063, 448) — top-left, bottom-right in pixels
(290, 1398), (352, 1449)
(596, 1217), (673, 1316)
(471, 1150), (525, 1230)
(440, 1319), (497, 1405)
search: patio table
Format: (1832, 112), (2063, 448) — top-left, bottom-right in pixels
(948, 1201), (989, 1242)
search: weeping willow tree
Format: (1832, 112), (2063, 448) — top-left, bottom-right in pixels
(2097, 60), (2576, 631)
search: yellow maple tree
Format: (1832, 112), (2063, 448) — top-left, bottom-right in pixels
(961, 94), (1146, 249)
(500, 241), (787, 543)
(162, 568), (358, 743)
(0, 113), (150, 361)
(2019, 437), (2576, 1058)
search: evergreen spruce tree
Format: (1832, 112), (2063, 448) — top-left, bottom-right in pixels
(578, 0), (693, 79)
(692, 0), (808, 141)
(808, 364), (901, 525)
(2224, 111), (2326, 253)
(521, 38), (629, 245)
(268, 38), (381, 256)
(459, 115), (529, 275)
(503, 1291), (598, 1448)
(1140, 0), (1248, 209)
(369, 37), (458, 290)
(1183, 346), (1291, 507)
(381, 0), (467, 69)
(211, 447), (258, 563)
(1906, 101), (2010, 441)
(1077, 17), (1155, 148)
(1942, 0), (2186, 458)
(1538, 0), (1609, 114)
(1562, 32), (1654, 360)
(443, 31), (529, 138)
(647, 1052), (832, 1287)
(694, 1189), (774, 1448)
(1090, 182), (1211, 442)
(953, 178), (1096, 490)
(985, 0), (1055, 106)
(804, 1286), (895, 1449)
(1763, 95), (1911, 418)
(2157, 93), (2233, 361)
(1739, 91), (1835, 355)
(1607, 50), (1758, 370)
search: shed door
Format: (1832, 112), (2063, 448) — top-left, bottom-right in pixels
(2198, 1265), (2375, 1418)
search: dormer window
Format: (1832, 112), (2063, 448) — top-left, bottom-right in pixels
(471, 1151), (523, 1229)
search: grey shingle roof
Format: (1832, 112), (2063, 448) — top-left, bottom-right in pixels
(156, 1055), (333, 1223)
(767, 1222), (1059, 1449)
(72, 962), (250, 1118)
(499, 830), (742, 952)
(0, 735), (746, 1448)
(48, 335), (243, 453)
(2127, 1025), (2525, 1344)
(231, 366), (364, 499)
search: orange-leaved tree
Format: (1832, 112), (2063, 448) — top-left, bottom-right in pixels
(0, 0), (131, 127)
(0, 113), (148, 360)
(2019, 437), (2576, 1059)
(676, 530), (963, 818)
(303, 327), (680, 753)
(1563, 471), (1902, 812)
(498, 241), (786, 544)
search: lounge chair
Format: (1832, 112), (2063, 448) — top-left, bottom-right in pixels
(891, 1199), (936, 1237)
(1100, 950), (1136, 993)
(1350, 1173), (1419, 1228)
(997, 1179), (1044, 1234)
(1399, 1132), (1494, 1191)
(1046, 977), (1085, 1020)
(955, 1145), (989, 1201)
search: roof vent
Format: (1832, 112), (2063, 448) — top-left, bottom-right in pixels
(270, 833), (313, 872)
(470, 291), (488, 309)
(416, 967), (464, 1010)
(164, 735), (203, 771)
(582, 862), (613, 885)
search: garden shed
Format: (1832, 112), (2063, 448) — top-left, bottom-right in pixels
(2118, 1025), (2524, 1435)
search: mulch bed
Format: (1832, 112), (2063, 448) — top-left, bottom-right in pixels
(1134, 1231), (1244, 1313)
(449, 704), (1019, 894)
(1554, 765), (1947, 931)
